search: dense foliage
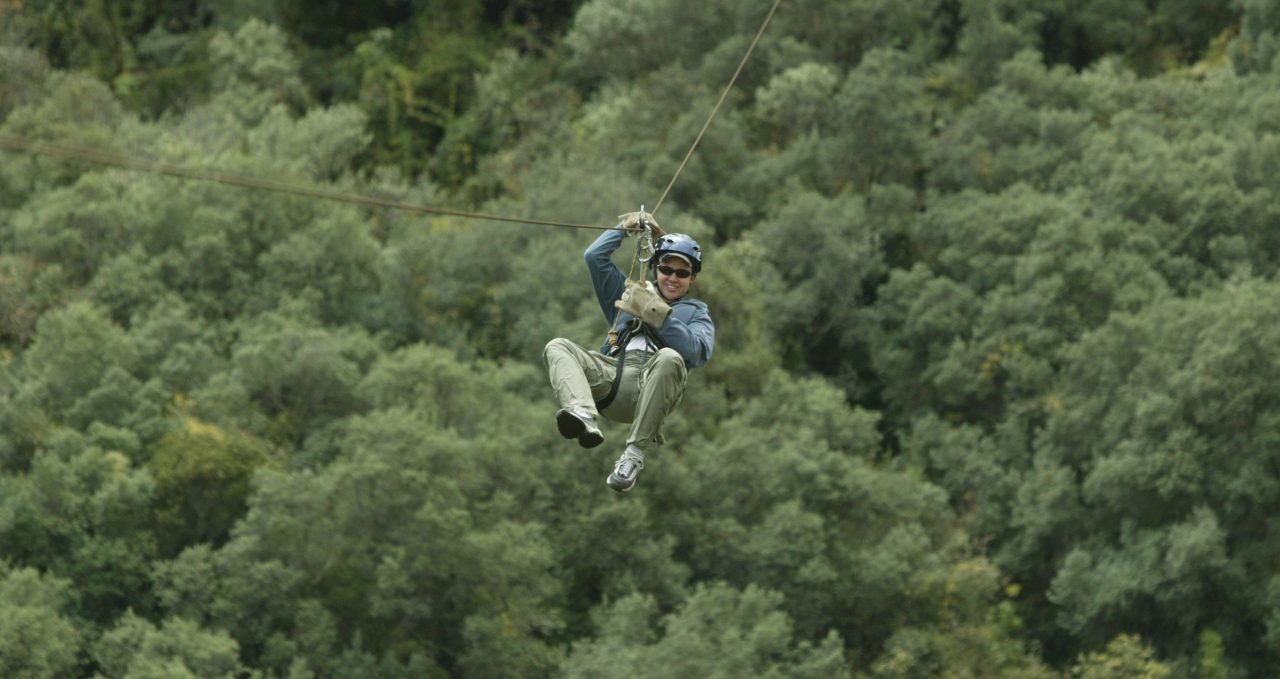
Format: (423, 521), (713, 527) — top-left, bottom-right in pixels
(1, 0), (1277, 676)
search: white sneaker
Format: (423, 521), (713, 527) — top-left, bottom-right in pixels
(606, 445), (645, 492)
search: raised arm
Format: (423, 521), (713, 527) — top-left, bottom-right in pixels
(584, 226), (628, 324)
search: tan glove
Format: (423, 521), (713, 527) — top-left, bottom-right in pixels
(617, 211), (664, 238)
(615, 279), (672, 328)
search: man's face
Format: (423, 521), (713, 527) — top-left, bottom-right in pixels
(655, 256), (695, 301)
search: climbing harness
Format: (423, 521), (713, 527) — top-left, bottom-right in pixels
(597, 315), (665, 411)
(595, 317), (640, 410)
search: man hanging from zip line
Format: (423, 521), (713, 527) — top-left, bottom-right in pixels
(543, 210), (715, 492)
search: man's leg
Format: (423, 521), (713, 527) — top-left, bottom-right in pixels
(607, 348), (687, 492)
(543, 338), (614, 447)
(628, 348), (688, 450)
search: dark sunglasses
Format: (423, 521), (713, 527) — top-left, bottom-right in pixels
(656, 264), (693, 279)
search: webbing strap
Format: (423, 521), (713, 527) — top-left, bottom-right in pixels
(595, 320), (664, 410)
(595, 319), (637, 410)
(595, 341), (629, 410)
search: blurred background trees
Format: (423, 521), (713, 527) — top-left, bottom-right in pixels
(2, 0), (1278, 676)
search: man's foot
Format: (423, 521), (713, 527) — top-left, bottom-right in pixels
(606, 446), (645, 492)
(556, 408), (604, 448)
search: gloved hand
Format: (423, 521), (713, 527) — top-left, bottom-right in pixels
(617, 211), (664, 238)
(615, 279), (672, 328)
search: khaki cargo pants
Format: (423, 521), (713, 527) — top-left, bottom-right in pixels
(543, 337), (687, 451)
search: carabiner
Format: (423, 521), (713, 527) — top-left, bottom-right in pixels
(634, 204), (656, 264)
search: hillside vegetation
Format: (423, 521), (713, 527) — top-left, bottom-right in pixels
(2, 1), (1279, 676)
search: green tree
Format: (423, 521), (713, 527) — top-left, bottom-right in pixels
(1069, 634), (1171, 679)
(1005, 279), (1280, 670)
(898, 414), (1023, 554)
(829, 48), (929, 191)
(0, 566), (80, 678)
(564, 0), (740, 86)
(871, 184), (1167, 431)
(951, 0), (1041, 93)
(21, 300), (140, 421)
(245, 103), (372, 182)
(229, 302), (382, 445)
(653, 368), (983, 659)
(18, 0), (214, 115)
(752, 62), (840, 145)
(257, 211), (384, 328)
(153, 540), (310, 676)
(0, 440), (159, 626)
(1231, 0), (1280, 74)
(1041, 0), (1236, 75)
(149, 416), (274, 553)
(562, 583), (846, 679)
(86, 248), (170, 325)
(428, 47), (579, 196)
(751, 188), (892, 400)
(0, 67), (140, 194)
(94, 612), (243, 679)
(867, 561), (1054, 678)
(928, 50), (1092, 194)
(0, 43), (51, 122)
(206, 18), (306, 125)
(770, 0), (941, 68)
(11, 171), (135, 285)
(691, 237), (781, 399)
(155, 344), (566, 675)
(127, 299), (224, 398)
(0, 254), (63, 345)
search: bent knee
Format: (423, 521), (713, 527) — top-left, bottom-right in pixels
(543, 337), (577, 362)
(544, 337), (573, 354)
(653, 348), (687, 374)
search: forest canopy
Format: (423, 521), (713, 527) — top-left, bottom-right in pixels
(2, 0), (1279, 677)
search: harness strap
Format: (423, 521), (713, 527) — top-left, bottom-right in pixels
(595, 343), (628, 410)
(595, 320), (636, 410)
(595, 319), (666, 410)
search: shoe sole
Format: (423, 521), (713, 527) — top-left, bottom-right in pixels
(557, 410), (603, 449)
(556, 409), (585, 438)
(606, 473), (637, 492)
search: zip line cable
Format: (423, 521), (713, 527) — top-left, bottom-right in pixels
(650, 0), (781, 217)
(608, 0), (781, 348)
(0, 135), (615, 231)
(0, 0), (779, 231)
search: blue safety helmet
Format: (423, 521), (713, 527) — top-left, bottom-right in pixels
(650, 233), (703, 274)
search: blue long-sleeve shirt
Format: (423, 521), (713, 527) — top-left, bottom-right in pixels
(585, 228), (714, 369)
